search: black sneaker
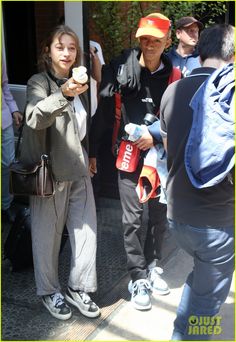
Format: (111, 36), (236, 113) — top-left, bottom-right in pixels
(65, 287), (100, 318)
(42, 292), (72, 320)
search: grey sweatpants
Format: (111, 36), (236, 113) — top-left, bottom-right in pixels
(30, 175), (97, 296)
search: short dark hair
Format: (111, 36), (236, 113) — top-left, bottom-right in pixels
(198, 24), (235, 62)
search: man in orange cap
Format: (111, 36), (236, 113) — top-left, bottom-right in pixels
(167, 16), (203, 76)
(89, 13), (181, 311)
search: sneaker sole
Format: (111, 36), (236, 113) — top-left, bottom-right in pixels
(131, 299), (152, 311)
(65, 294), (100, 318)
(42, 299), (72, 320)
(152, 288), (170, 296)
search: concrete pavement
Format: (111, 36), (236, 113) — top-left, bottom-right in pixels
(2, 197), (235, 341)
(89, 249), (235, 341)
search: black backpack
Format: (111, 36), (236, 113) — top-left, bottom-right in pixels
(4, 207), (68, 272)
(4, 207), (33, 272)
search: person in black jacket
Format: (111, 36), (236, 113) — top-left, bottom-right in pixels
(90, 13), (181, 310)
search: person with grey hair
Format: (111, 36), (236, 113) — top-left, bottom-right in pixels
(160, 24), (235, 340)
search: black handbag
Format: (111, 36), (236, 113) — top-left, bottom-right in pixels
(9, 116), (55, 198)
(9, 154), (54, 197)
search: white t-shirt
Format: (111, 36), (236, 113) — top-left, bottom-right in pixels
(73, 96), (87, 141)
(90, 40), (105, 116)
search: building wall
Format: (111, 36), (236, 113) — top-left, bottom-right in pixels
(34, 1), (64, 57)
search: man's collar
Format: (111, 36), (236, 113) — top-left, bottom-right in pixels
(189, 67), (216, 77)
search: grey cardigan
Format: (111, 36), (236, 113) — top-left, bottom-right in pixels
(20, 71), (89, 181)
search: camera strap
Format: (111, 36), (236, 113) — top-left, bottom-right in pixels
(112, 92), (129, 154)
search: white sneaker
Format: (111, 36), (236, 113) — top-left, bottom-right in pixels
(65, 287), (100, 318)
(148, 267), (170, 295)
(42, 292), (72, 320)
(128, 279), (152, 310)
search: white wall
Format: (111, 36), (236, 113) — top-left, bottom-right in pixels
(64, 1), (84, 63)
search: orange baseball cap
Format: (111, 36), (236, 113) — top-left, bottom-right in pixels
(136, 13), (171, 39)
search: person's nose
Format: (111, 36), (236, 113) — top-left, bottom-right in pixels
(146, 40), (154, 48)
(63, 48), (70, 56)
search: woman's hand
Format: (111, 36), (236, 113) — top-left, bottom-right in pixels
(61, 77), (89, 98)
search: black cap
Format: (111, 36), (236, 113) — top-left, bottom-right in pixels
(176, 16), (203, 30)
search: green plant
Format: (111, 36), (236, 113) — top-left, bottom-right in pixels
(161, 1), (227, 45)
(90, 2), (124, 60)
(89, 1), (228, 62)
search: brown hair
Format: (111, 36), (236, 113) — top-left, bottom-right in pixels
(38, 25), (81, 72)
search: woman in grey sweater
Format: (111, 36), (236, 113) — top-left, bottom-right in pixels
(20, 25), (100, 320)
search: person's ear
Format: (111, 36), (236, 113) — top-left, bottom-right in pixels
(229, 54), (235, 63)
(176, 29), (182, 39)
(165, 37), (172, 49)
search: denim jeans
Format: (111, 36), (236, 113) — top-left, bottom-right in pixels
(168, 219), (234, 341)
(1, 125), (15, 210)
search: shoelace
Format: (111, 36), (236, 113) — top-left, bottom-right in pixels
(132, 279), (151, 294)
(50, 293), (65, 308)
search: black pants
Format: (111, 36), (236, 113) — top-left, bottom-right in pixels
(118, 164), (168, 281)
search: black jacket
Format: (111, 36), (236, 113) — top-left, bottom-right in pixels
(89, 48), (174, 157)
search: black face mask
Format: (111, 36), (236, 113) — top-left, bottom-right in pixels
(47, 70), (68, 87)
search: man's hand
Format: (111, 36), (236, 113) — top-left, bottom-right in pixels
(89, 157), (97, 177)
(133, 130), (154, 151)
(12, 111), (23, 128)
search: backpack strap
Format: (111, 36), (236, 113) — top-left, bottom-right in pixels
(111, 93), (122, 154)
(168, 67), (182, 84)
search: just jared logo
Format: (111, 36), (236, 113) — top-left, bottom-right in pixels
(188, 315), (222, 336)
